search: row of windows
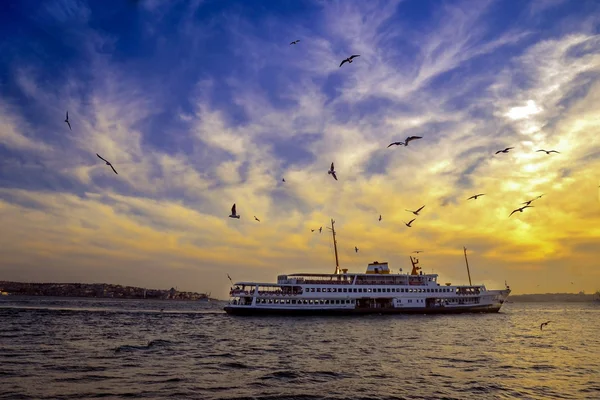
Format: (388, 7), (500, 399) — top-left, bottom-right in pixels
(305, 287), (454, 293)
(256, 298), (354, 305)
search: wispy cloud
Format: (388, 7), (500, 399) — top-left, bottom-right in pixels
(1, 0), (599, 297)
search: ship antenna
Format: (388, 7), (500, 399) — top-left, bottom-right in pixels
(327, 218), (340, 274)
(463, 246), (472, 286)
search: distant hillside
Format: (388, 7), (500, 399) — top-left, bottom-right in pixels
(509, 293), (598, 302)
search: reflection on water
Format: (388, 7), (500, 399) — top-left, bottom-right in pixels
(1, 297), (599, 399)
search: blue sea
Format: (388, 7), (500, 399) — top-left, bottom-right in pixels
(1, 297), (599, 400)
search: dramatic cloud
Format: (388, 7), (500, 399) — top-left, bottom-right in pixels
(1, 0), (599, 298)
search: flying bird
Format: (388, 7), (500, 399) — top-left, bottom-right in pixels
(413, 250), (424, 253)
(319, 227), (322, 233)
(467, 194), (485, 200)
(536, 149), (560, 154)
(387, 141), (405, 147)
(495, 147), (514, 154)
(290, 40), (300, 45)
(282, 178), (285, 182)
(254, 216), (260, 222)
(509, 205), (533, 217)
(379, 215), (382, 221)
(64, 111), (72, 131)
(339, 55), (360, 67)
(523, 194), (544, 206)
(406, 205), (425, 216)
(404, 136), (423, 146)
(328, 162), (337, 180)
(229, 204), (240, 219)
(355, 246), (359, 253)
(404, 218), (416, 228)
(540, 321), (551, 331)
(311, 229), (315, 232)
(96, 153), (118, 174)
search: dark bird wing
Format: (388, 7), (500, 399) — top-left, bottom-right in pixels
(495, 150), (502, 154)
(509, 209), (518, 217)
(549, 150), (560, 153)
(96, 153), (108, 163)
(536, 149), (546, 153)
(416, 205), (425, 213)
(387, 142), (399, 148)
(110, 164), (118, 175)
(405, 136), (422, 144)
(339, 59), (348, 67)
(349, 55), (360, 60)
(467, 195), (476, 200)
(330, 162), (334, 171)
(231, 204), (236, 215)
(408, 218), (415, 225)
(331, 172), (337, 180)
(506, 147), (514, 150)
(66, 111), (68, 120)
(66, 120), (72, 130)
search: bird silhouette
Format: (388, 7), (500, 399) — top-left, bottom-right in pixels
(254, 216), (260, 222)
(319, 227), (322, 233)
(96, 154), (118, 174)
(328, 162), (337, 180)
(355, 246), (359, 253)
(379, 215), (382, 221)
(339, 55), (360, 67)
(509, 205), (533, 217)
(64, 111), (72, 131)
(290, 40), (300, 45)
(406, 205), (425, 216)
(467, 194), (485, 200)
(536, 149), (560, 154)
(229, 204), (240, 219)
(540, 321), (551, 330)
(495, 147), (514, 154)
(403, 136), (423, 146)
(404, 218), (416, 227)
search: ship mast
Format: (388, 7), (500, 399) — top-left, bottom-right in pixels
(329, 218), (340, 274)
(463, 246), (472, 286)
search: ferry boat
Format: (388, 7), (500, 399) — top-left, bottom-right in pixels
(224, 219), (511, 316)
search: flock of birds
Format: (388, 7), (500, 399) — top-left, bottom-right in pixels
(64, 43), (561, 249)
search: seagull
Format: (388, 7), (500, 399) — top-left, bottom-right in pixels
(339, 55), (360, 67)
(404, 218), (416, 228)
(229, 203), (240, 219)
(509, 205), (533, 217)
(536, 149), (560, 155)
(406, 205), (425, 216)
(328, 162), (337, 180)
(413, 250), (424, 253)
(404, 136), (423, 146)
(254, 216), (260, 222)
(467, 194), (485, 200)
(387, 141), (405, 147)
(311, 229), (315, 232)
(355, 246), (359, 253)
(379, 215), (382, 221)
(290, 40), (300, 45)
(64, 111), (72, 131)
(282, 178), (285, 182)
(495, 147), (514, 154)
(319, 227), (322, 233)
(540, 321), (551, 331)
(96, 154), (118, 174)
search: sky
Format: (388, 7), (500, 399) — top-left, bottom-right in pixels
(1, 0), (599, 299)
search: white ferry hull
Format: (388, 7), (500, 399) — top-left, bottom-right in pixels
(224, 303), (504, 316)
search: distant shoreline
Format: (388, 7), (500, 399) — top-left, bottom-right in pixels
(0, 281), (213, 301)
(508, 293), (599, 303)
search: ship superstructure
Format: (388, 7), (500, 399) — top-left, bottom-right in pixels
(224, 219), (510, 316)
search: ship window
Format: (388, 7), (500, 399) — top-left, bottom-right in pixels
(343, 288), (347, 293)
(286, 299), (291, 304)
(309, 300), (314, 304)
(325, 300), (329, 304)
(368, 288), (372, 293)
(291, 300), (296, 304)
(317, 288), (321, 292)
(335, 300), (340, 304)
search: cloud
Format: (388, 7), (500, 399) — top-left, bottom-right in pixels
(1, 0), (600, 298)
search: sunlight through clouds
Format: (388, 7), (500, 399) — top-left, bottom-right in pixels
(1, 0), (600, 298)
